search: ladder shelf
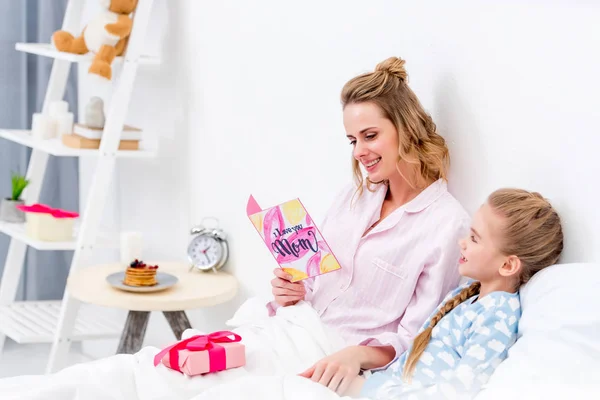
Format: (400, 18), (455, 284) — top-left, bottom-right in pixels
(0, 0), (157, 373)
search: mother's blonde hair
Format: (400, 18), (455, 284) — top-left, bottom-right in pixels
(402, 188), (564, 381)
(341, 57), (449, 197)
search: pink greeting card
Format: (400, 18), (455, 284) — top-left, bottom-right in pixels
(246, 195), (342, 282)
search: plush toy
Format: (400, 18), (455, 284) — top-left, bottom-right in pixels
(52, 0), (139, 80)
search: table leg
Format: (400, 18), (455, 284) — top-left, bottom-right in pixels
(162, 311), (192, 340)
(116, 311), (150, 354)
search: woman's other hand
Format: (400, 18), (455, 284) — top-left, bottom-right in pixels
(271, 268), (305, 306)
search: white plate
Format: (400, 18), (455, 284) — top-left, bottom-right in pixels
(106, 271), (179, 293)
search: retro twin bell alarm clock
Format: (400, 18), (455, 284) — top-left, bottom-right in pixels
(187, 218), (229, 273)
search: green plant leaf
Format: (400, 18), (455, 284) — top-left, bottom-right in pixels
(10, 172), (30, 201)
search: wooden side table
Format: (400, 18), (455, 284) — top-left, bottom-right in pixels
(67, 261), (238, 354)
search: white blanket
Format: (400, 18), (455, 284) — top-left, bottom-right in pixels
(0, 299), (364, 400)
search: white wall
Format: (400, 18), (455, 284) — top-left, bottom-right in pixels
(79, 0), (600, 356)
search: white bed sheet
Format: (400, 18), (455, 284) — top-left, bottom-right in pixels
(0, 298), (353, 400)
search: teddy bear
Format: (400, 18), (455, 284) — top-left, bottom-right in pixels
(52, 0), (139, 80)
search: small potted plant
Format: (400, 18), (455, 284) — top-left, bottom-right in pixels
(0, 172), (30, 223)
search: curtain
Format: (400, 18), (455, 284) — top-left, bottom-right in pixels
(0, 0), (79, 300)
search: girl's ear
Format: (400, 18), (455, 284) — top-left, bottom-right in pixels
(499, 255), (522, 278)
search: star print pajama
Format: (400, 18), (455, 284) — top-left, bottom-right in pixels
(361, 281), (522, 400)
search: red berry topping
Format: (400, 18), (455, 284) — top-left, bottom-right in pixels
(129, 259), (147, 268)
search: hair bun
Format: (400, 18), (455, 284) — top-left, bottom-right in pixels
(531, 192), (553, 219)
(375, 57), (408, 82)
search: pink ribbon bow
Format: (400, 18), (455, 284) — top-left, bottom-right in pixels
(16, 203), (79, 218)
(153, 331), (242, 374)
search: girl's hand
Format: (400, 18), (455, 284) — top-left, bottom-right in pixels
(271, 268), (305, 306)
(298, 346), (363, 395)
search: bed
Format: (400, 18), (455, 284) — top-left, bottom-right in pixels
(0, 262), (598, 400)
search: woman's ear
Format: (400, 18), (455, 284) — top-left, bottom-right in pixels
(499, 255), (522, 278)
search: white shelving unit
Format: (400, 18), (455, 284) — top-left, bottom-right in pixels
(0, 0), (157, 373)
(15, 42), (160, 65)
(0, 219), (119, 251)
(0, 220), (76, 251)
(0, 129), (157, 158)
(0, 302), (122, 344)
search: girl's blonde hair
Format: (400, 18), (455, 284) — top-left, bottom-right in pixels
(341, 57), (449, 197)
(402, 188), (564, 381)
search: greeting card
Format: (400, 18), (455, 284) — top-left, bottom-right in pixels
(246, 195), (342, 282)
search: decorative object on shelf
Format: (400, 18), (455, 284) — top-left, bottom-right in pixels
(48, 100), (69, 118)
(32, 100), (74, 140)
(154, 331), (246, 376)
(187, 218), (229, 273)
(49, 100), (73, 138)
(56, 112), (74, 137)
(73, 123), (142, 141)
(51, 0), (139, 80)
(62, 96), (141, 148)
(16, 203), (79, 242)
(120, 231), (143, 266)
(0, 172), (30, 223)
(85, 97), (105, 128)
(61, 133), (140, 150)
(31, 113), (56, 140)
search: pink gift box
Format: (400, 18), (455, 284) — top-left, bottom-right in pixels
(154, 331), (245, 376)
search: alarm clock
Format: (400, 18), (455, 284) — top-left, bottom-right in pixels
(187, 218), (229, 273)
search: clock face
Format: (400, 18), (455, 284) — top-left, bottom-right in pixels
(187, 235), (223, 269)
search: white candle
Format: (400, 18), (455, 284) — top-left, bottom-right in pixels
(120, 232), (143, 265)
(49, 101), (69, 118)
(31, 113), (56, 140)
(56, 112), (74, 136)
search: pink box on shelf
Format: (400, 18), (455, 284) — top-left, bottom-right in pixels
(16, 203), (79, 242)
(153, 331), (245, 376)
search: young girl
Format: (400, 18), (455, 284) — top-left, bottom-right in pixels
(341, 188), (564, 399)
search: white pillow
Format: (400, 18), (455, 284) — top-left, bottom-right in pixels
(485, 263), (600, 388)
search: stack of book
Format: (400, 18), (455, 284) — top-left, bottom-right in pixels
(62, 123), (142, 150)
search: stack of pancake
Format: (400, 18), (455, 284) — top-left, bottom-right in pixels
(123, 259), (159, 287)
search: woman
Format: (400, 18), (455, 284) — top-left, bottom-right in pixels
(271, 56), (470, 387)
